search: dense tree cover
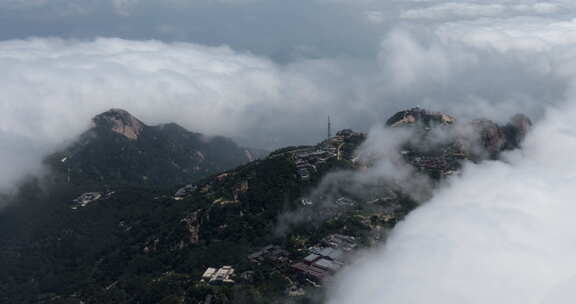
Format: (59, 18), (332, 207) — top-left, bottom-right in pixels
(46, 111), (256, 187)
(0, 129), (417, 304)
(0, 154), (314, 303)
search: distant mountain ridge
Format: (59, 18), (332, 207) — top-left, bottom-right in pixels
(46, 109), (262, 186)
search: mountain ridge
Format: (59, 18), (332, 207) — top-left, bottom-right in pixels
(0, 107), (531, 304)
(46, 108), (262, 187)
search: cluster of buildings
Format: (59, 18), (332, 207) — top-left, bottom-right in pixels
(71, 192), (102, 210)
(368, 198), (403, 222)
(290, 234), (357, 283)
(403, 152), (459, 176)
(201, 266), (236, 285)
(286, 128), (365, 181)
(298, 195), (359, 219)
(292, 148), (337, 181)
(174, 184), (198, 200)
(248, 245), (290, 264)
(300, 196), (358, 208)
(239, 234), (358, 288)
(335, 197), (357, 208)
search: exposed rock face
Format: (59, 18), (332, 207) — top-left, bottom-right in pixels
(386, 107), (455, 129)
(469, 119), (506, 158)
(503, 113), (533, 150)
(92, 109), (145, 140)
(387, 108), (532, 178)
(181, 211), (201, 245)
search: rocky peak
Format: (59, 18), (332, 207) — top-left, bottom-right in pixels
(91, 108), (146, 140)
(386, 107), (455, 129)
(503, 113), (533, 150)
(386, 107), (532, 177)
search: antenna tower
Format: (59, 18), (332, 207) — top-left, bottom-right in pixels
(328, 116), (332, 139)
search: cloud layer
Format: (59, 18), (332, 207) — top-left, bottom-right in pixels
(321, 1), (576, 303)
(327, 100), (576, 303)
(2, 0), (574, 191)
(0, 26), (561, 191)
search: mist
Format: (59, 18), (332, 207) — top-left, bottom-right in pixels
(0, 27), (563, 192)
(326, 100), (576, 303)
(317, 1), (576, 303)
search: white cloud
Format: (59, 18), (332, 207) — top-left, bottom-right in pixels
(322, 1), (576, 302)
(401, 3), (507, 20)
(365, 10), (385, 24)
(400, 1), (567, 21)
(2, 15), (569, 190)
(378, 29), (478, 89)
(1, 0), (574, 203)
(436, 18), (576, 52)
(0, 37), (379, 191)
(327, 100), (576, 304)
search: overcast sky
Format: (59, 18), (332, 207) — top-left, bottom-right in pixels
(2, 0), (573, 137)
(1, 2), (575, 188)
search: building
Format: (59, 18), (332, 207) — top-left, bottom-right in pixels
(291, 146), (337, 182)
(297, 167), (310, 180)
(248, 245), (289, 263)
(291, 262), (331, 282)
(322, 234), (358, 252)
(335, 197), (357, 207)
(174, 184), (197, 200)
(201, 266), (235, 285)
(71, 192), (102, 209)
(313, 258), (343, 272)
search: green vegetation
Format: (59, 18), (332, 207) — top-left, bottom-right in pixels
(0, 130), (416, 304)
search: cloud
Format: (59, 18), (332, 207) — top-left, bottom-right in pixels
(436, 17), (576, 52)
(0, 130), (47, 193)
(0, 37), (387, 191)
(275, 125), (432, 235)
(2, 2), (573, 191)
(0, 38), (348, 142)
(326, 100), (576, 303)
(320, 1), (576, 303)
(400, 2), (565, 21)
(401, 3), (508, 20)
(0, 0), (382, 60)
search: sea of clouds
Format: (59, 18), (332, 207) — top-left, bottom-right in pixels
(327, 102), (576, 303)
(1, 0), (567, 191)
(322, 1), (576, 303)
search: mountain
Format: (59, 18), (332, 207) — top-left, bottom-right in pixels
(46, 109), (261, 186)
(0, 108), (531, 304)
(386, 107), (532, 178)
